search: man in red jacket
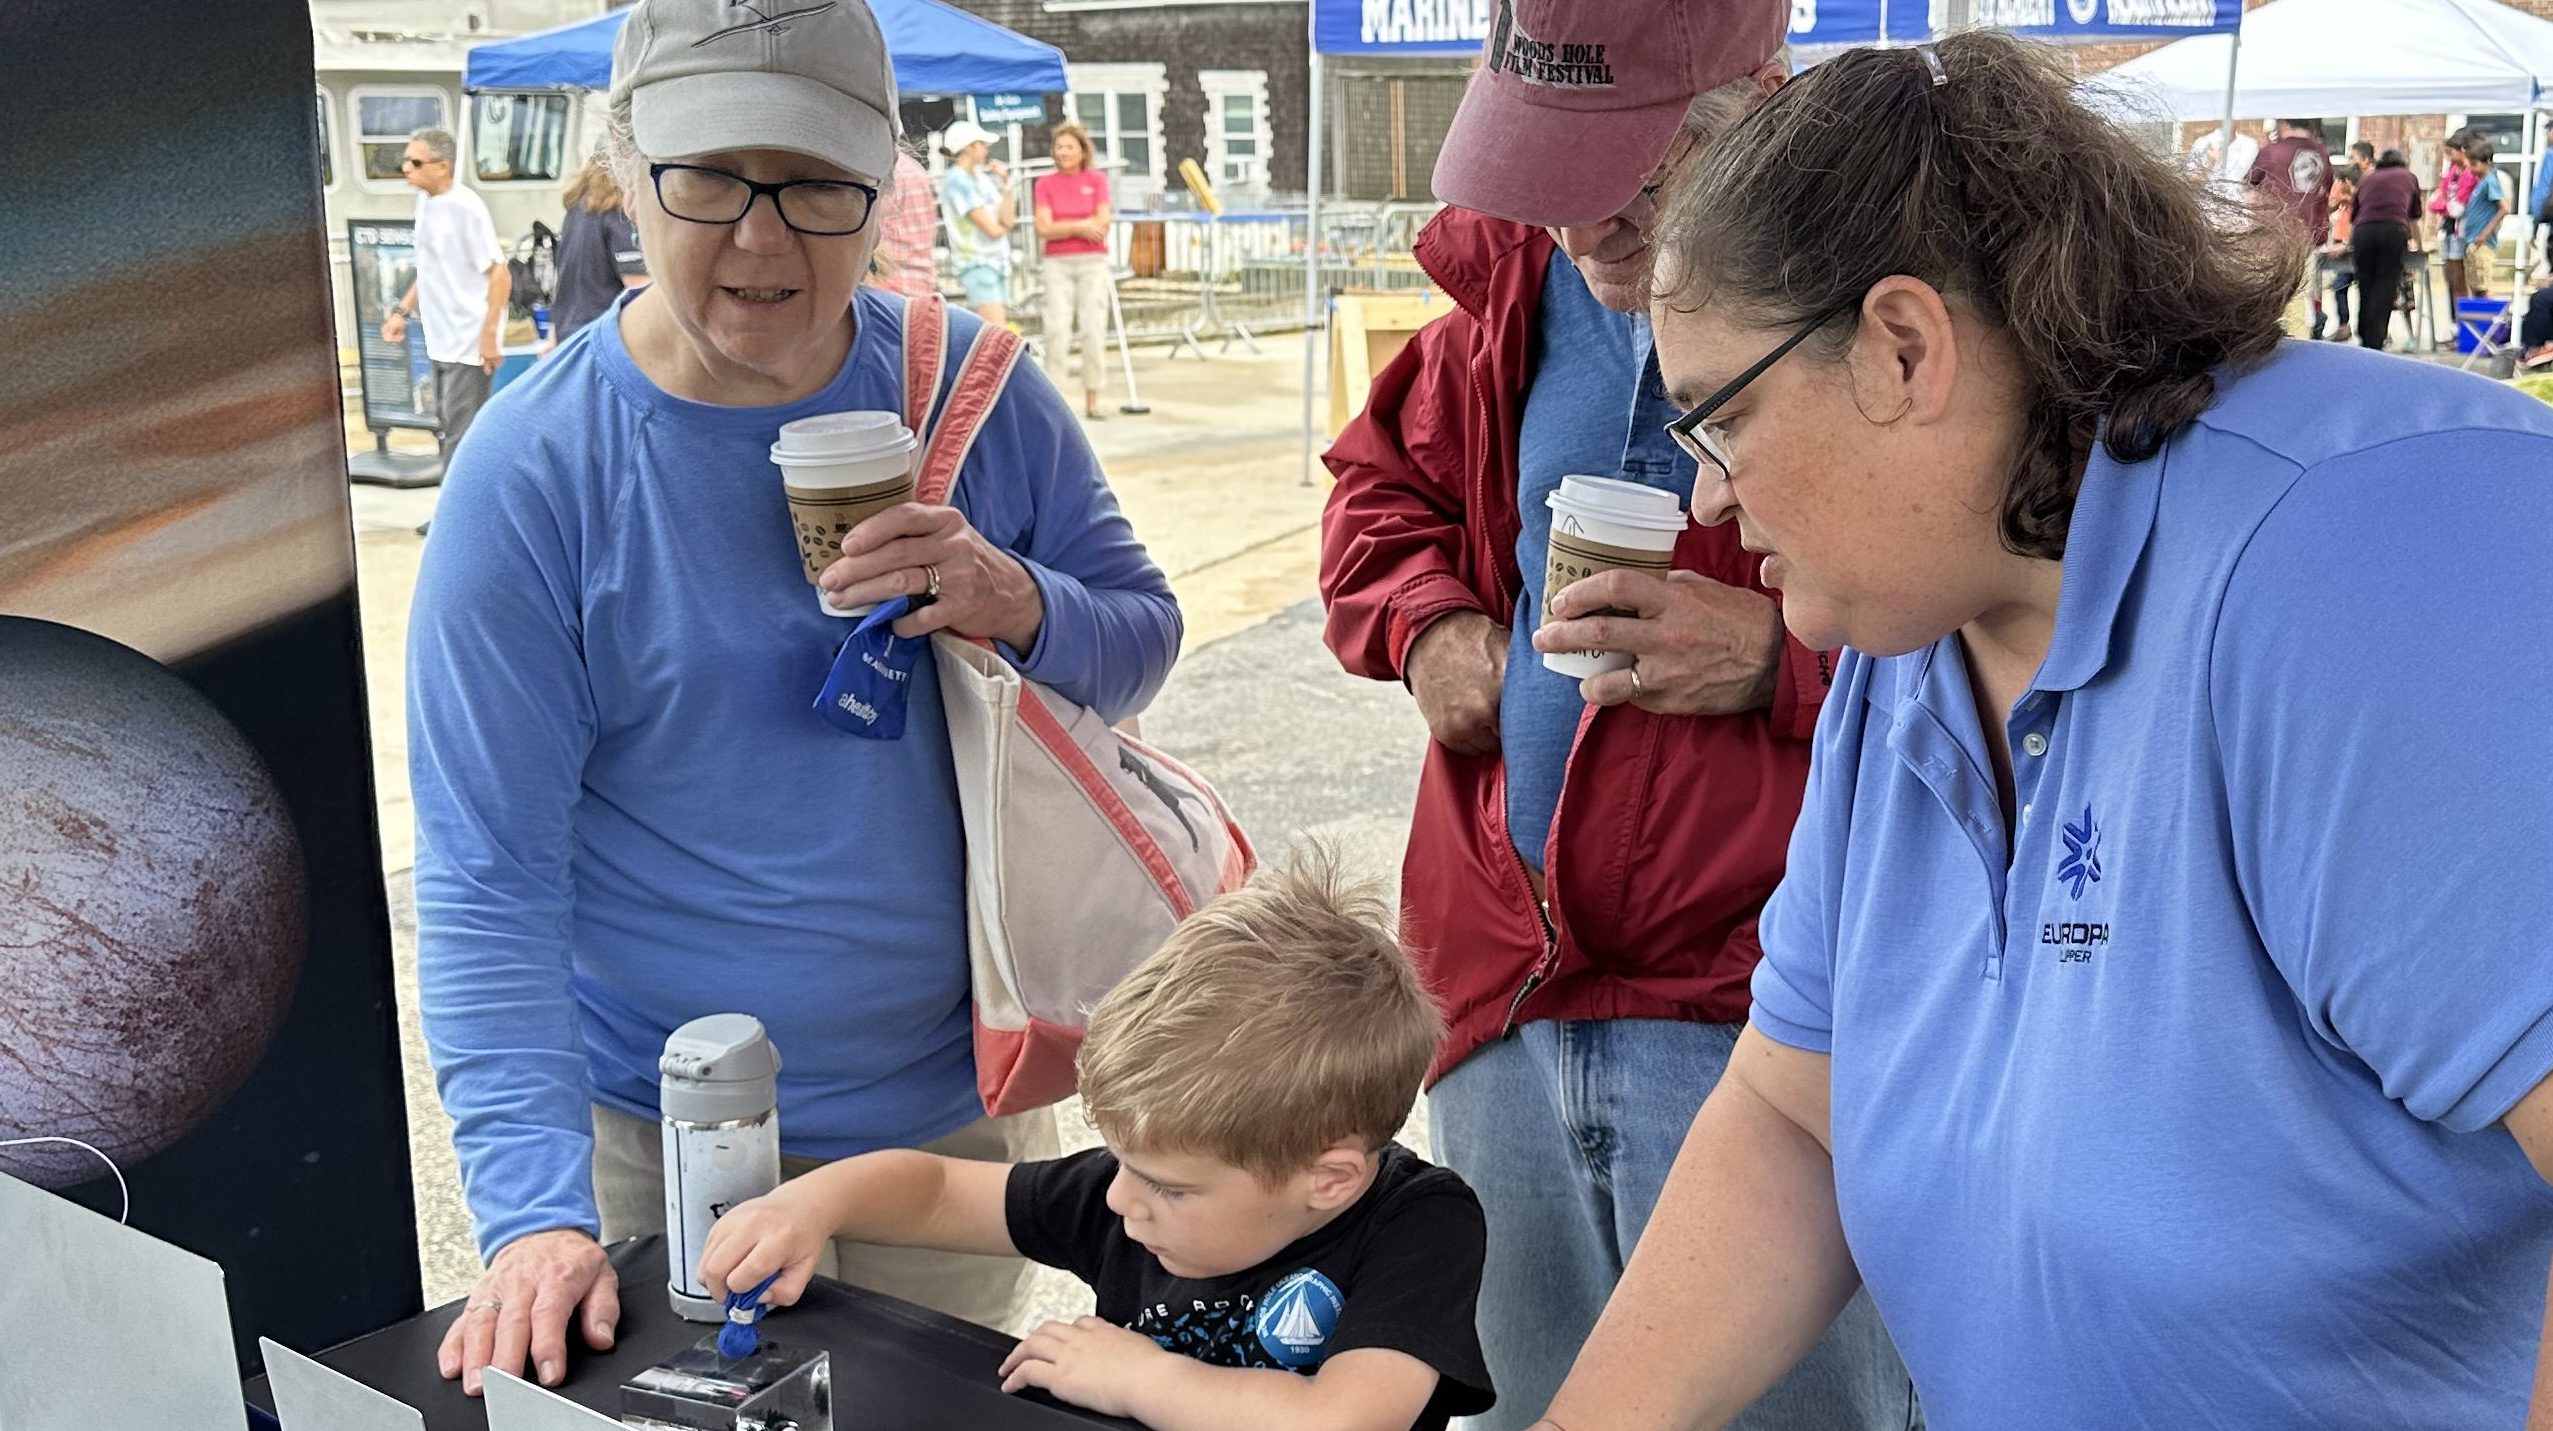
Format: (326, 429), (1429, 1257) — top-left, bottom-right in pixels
(1319, 2), (1909, 1427)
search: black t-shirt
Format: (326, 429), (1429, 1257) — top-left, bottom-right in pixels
(1005, 1144), (1496, 1430)
(549, 203), (645, 341)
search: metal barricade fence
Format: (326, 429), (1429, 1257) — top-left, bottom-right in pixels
(1009, 195), (1443, 356)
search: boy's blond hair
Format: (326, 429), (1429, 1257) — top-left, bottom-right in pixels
(1075, 844), (1444, 1182)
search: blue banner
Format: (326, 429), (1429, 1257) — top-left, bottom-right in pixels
(1987, 0), (2241, 39)
(1788, 0), (2237, 49)
(1313, 0), (1492, 56)
(1788, 0), (1892, 47)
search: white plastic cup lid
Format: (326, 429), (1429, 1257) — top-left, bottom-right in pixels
(1547, 474), (1686, 532)
(771, 411), (917, 466)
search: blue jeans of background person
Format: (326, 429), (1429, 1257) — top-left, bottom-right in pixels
(1431, 1018), (1918, 1431)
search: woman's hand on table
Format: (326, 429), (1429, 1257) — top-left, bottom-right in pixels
(698, 1184), (830, 1311)
(819, 503), (1045, 650)
(437, 1227), (619, 1397)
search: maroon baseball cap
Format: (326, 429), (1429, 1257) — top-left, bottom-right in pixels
(1433, 0), (1787, 228)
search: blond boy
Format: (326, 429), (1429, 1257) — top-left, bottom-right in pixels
(700, 851), (1496, 1431)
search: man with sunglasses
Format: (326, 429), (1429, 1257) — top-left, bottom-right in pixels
(383, 127), (510, 465)
(1319, 1), (1909, 1425)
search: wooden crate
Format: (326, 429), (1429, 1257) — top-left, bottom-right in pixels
(1328, 288), (1451, 438)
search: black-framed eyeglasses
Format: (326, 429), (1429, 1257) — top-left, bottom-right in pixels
(650, 163), (880, 237)
(1665, 300), (1860, 482)
(400, 156), (441, 170)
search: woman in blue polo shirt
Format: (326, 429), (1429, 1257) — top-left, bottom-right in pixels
(1521, 32), (2553, 1431)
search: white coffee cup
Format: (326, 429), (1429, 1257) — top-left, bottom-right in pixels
(771, 412), (919, 617)
(1540, 474), (1685, 678)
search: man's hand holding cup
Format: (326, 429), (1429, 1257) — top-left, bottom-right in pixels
(1534, 567), (1782, 716)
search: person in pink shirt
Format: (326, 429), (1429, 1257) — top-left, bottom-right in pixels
(1033, 123), (1116, 420)
(2433, 130), (2482, 301)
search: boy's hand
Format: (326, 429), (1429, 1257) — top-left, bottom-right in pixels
(696, 1185), (829, 1310)
(997, 1316), (1171, 1416)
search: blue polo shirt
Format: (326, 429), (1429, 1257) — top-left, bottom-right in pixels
(1752, 340), (2553, 1428)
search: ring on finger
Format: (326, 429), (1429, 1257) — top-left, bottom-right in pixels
(468, 1298), (503, 1314)
(922, 564), (943, 601)
(1628, 664), (1646, 697)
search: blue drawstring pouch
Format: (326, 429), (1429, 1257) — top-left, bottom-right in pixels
(814, 596), (920, 739)
(719, 1272), (782, 1359)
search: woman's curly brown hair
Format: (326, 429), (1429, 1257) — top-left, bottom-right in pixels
(1653, 31), (2305, 559)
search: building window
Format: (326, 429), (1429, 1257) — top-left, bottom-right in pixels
(2464, 113), (2526, 159)
(471, 92), (573, 185)
(1066, 62), (1168, 193)
(352, 87), (447, 188)
(1199, 69), (1270, 191)
(2452, 112), (2528, 215)
(317, 88), (335, 189)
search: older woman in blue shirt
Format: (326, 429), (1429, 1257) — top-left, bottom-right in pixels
(1522, 32), (2553, 1431)
(408, 0), (1177, 1397)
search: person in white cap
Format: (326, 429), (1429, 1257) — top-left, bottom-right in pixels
(407, 0), (1181, 1396)
(1319, 0), (1912, 1425)
(938, 119), (1017, 325)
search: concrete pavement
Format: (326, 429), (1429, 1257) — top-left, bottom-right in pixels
(348, 336), (1431, 1331)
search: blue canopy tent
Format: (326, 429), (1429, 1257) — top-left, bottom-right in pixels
(463, 0), (1067, 96)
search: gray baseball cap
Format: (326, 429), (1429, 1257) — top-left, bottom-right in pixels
(610, 0), (900, 182)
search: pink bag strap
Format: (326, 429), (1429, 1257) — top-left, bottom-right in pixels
(902, 293), (949, 440)
(911, 306), (1025, 509)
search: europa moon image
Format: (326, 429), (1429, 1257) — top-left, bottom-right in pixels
(0, 616), (307, 1189)
(1, 0), (424, 1367)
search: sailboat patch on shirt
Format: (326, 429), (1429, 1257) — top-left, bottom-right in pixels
(1253, 1269), (1344, 1369)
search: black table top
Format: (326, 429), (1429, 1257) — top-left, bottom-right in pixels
(244, 1236), (1137, 1430)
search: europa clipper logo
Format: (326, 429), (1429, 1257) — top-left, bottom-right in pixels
(2056, 805), (2102, 900)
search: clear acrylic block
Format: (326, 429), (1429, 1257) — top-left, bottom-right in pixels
(620, 1336), (832, 1431)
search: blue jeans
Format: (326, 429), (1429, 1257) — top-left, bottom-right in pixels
(1431, 1018), (1917, 1431)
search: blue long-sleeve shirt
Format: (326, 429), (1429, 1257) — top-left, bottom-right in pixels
(409, 288), (1180, 1260)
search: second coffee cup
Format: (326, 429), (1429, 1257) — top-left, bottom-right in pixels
(1540, 474), (1685, 678)
(772, 412), (919, 617)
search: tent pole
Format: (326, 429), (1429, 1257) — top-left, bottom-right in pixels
(2213, 20), (2244, 179)
(1303, 35), (1325, 488)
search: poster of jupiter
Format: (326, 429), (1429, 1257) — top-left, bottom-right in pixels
(1, 0), (424, 1365)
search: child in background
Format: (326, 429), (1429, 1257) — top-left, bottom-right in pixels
(2455, 137), (2509, 299)
(699, 849), (1497, 1431)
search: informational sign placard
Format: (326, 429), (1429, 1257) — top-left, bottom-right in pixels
(348, 219), (439, 434)
(1313, 0), (1493, 56)
(972, 92), (1047, 125)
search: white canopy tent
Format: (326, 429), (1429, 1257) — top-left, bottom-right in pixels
(2086, 0), (2553, 288)
(2083, 0), (2553, 119)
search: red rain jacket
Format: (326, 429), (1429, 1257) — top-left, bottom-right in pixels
(1319, 209), (1832, 1082)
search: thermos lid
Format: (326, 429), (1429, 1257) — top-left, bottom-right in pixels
(659, 1013), (781, 1125)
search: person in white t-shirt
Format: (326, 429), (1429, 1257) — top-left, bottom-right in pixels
(381, 127), (511, 463)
